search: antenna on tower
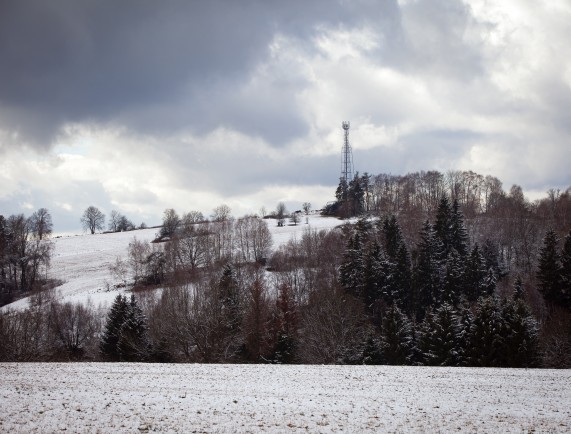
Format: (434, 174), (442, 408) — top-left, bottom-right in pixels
(341, 121), (354, 183)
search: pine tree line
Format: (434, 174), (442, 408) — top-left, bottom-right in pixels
(339, 196), (540, 367)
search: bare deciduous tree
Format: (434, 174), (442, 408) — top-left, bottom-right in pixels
(108, 210), (121, 232)
(211, 204), (232, 222)
(81, 206), (105, 235)
(290, 212), (299, 226)
(128, 237), (151, 284)
(160, 208), (180, 239)
(30, 208), (53, 240)
(182, 210), (204, 228)
(235, 216), (272, 263)
(276, 202), (287, 227)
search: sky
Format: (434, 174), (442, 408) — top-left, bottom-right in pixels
(1, 0), (570, 234)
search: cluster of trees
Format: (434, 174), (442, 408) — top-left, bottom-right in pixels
(87, 189), (565, 367)
(329, 170), (511, 219)
(0, 296), (100, 361)
(537, 229), (571, 310)
(0, 171), (569, 366)
(329, 170), (571, 256)
(0, 208), (54, 306)
(81, 206), (140, 234)
(107, 207), (273, 290)
(337, 200), (539, 367)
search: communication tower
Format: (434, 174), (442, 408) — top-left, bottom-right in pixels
(341, 121), (354, 183)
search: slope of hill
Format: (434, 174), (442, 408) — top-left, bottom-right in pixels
(2, 215), (345, 312)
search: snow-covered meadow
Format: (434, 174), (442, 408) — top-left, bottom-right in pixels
(2, 214), (345, 312)
(0, 363), (569, 433)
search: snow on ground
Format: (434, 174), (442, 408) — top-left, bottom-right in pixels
(2, 215), (345, 312)
(0, 363), (569, 433)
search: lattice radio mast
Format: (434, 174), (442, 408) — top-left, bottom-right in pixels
(341, 121), (354, 183)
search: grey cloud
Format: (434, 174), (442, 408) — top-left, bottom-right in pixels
(396, 0), (486, 79)
(0, 0), (402, 147)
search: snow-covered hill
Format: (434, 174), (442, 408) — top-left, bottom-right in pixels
(1, 363), (569, 433)
(2, 215), (345, 312)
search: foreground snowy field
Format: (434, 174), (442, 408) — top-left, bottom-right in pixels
(1, 363), (569, 433)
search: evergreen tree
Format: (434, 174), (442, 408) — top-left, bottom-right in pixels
(500, 298), (539, 367)
(455, 304), (473, 366)
(467, 296), (504, 367)
(559, 231), (571, 310)
(380, 304), (413, 365)
(443, 248), (464, 305)
(271, 284), (297, 364)
(413, 220), (444, 318)
(408, 323), (423, 366)
(418, 303), (462, 366)
(393, 243), (413, 315)
(513, 275), (525, 301)
(219, 264), (242, 334)
(537, 229), (563, 307)
(434, 195), (453, 258)
(117, 294), (152, 362)
(335, 177), (348, 202)
(450, 199), (469, 258)
(340, 229), (366, 298)
(362, 334), (384, 365)
(482, 267), (497, 296)
(482, 238), (504, 280)
(348, 172), (366, 216)
(363, 241), (389, 307)
(464, 244), (488, 302)
(382, 215), (405, 260)
(100, 294), (129, 361)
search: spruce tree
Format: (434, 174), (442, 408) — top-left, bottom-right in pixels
(467, 296), (504, 367)
(219, 264), (241, 334)
(363, 241), (389, 307)
(272, 284), (297, 364)
(393, 243), (413, 315)
(408, 322), (423, 366)
(418, 303), (461, 366)
(335, 177), (348, 202)
(450, 199), (469, 258)
(340, 231), (366, 298)
(413, 220), (444, 318)
(434, 195), (453, 258)
(464, 244), (487, 302)
(382, 215), (405, 260)
(513, 275), (525, 301)
(537, 229), (563, 306)
(100, 294), (129, 361)
(443, 248), (464, 305)
(362, 334), (384, 365)
(482, 238), (504, 280)
(482, 267), (497, 297)
(118, 294), (152, 362)
(380, 304), (413, 365)
(348, 173), (366, 216)
(559, 231), (571, 309)
(455, 304), (473, 366)
(501, 298), (539, 367)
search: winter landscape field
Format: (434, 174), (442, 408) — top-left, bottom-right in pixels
(2, 215), (571, 432)
(3, 214), (344, 313)
(1, 363), (570, 433)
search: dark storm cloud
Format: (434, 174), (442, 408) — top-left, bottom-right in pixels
(0, 0), (402, 147)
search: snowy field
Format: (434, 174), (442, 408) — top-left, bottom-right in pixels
(0, 363), (569, 433)
(2, 214), (345, 312)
